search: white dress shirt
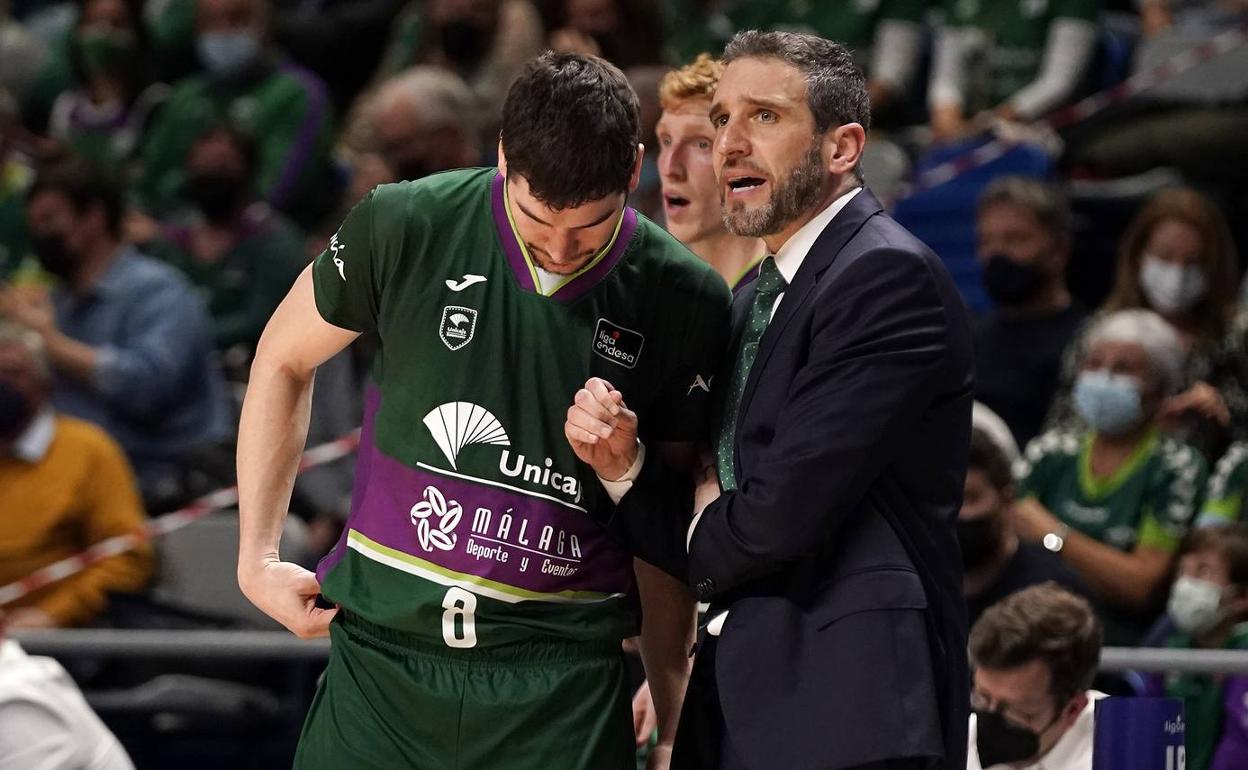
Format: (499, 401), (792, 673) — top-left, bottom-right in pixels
(10, 408), (55, 463)
(967, 692), (1106, 770)
(600, 186), (864, 637)
(0, 640), (135, 770)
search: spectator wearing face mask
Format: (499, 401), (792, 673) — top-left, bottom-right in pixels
(1146, 524), (1248, 770)
(45, 0), (167, 173)
(1015, 309), (1209, 645)
(0, 161), (231, 510)
(373, 0), (544, 138)
(0, 321), (153, 630)
(1046, 187), (1245, 460)
(145, 124), (306, 381)
(363, 65), (482, 183)
(960, 424), (1088, 629)
(968, 583), (1105, 770)
(974, 177), (1088, 448)
(138, 0), (337, 229)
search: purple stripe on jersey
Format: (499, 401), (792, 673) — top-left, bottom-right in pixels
(314, 383), (380, 583)
(550, 207), (637, 303)
(320, 386), (635, 597)
(270, 61), (330, 207)
(490, 172), (538, 293)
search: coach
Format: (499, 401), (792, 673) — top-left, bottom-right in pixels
(567, 30), (974, 770)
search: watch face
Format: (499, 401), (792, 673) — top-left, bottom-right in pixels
(1042, 532), (1064, 552)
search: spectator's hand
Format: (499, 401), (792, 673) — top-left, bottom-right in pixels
(238, 559), (338, 639)
(4, 607), (57, 630)
(565, 378), (639, 481)
(1161, 381), (1230, 428)
(1011, 497), (1062, 544)
(0, 284), (55, 337)
(549, 28), (601, 57)
(1141, 2), (1174, 38)
(632, 680), (657, 748)
(929, 105), (974, 144)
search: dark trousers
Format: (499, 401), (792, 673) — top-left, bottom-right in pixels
(673, 636), (940, 770)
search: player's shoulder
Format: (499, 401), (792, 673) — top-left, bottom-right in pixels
(628, 213), (731, 307)
(363, 168), (494, 234)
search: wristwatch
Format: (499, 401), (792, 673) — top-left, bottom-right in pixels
(1043, 525), (1071, 554)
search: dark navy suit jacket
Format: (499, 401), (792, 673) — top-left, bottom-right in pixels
(608, 189), (974, 770)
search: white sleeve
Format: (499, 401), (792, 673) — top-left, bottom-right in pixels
(872, 19), (924, 96)
(928, 26), (981, 110)
(1008, 18), (1099, 119)
(597, 441), (646, 504)
(0, 701), (82, 770)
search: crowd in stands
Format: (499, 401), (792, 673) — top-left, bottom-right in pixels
(3, 0), (1248, 766)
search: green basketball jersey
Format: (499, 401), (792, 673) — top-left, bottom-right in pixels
(943, 0), (1100, 106)
(1017, 428), (1207, 644)
(311, 168), (731, 649)
(1200, 441), (1248, 527)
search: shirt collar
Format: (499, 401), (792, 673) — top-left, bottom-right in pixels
(11, 407), (55, 463)
(772, 186), (862, 284)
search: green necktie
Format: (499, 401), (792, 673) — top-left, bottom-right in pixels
(715, 257), (787, 491)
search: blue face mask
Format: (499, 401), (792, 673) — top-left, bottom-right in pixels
(1074, 370), (1144, 436)
(197, 30), (261, 77)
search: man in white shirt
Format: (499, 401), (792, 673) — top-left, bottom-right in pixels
(969, 583), (1106, 770)
(0, 630), (134, 770)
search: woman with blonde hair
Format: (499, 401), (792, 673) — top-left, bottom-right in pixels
(1046, 187), (1246, 457)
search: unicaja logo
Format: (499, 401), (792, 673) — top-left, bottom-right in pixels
(410, 485), (462, 552)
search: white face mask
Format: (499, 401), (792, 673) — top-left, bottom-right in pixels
(1139, 256), (1208, 316)
(1167, 575), (1226, 636)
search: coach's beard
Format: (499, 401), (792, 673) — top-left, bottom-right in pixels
(721, 140), (825, 239)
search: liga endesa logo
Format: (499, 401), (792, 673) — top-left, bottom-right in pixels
(592, 318), (644, 369)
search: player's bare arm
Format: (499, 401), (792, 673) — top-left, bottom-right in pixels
(237, 265), (359, 639)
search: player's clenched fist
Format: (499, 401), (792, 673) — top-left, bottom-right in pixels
(565, 377), (639, 481)
(238, 559), (338, 639)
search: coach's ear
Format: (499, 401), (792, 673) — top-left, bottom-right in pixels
(497, 140), (507, 175)
(628, 143), (644, 193)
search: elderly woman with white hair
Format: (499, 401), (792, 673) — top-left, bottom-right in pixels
(1014, 309), (1210, 646)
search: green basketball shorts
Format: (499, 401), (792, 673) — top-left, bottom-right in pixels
(293, 613), (634, 770)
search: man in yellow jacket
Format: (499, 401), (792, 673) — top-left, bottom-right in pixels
(0, 321), (153, 628)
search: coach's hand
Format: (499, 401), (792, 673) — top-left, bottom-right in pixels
(238, 559), (338, 639)
(566, 377), (639, 481)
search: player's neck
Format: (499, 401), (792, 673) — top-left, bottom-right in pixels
(688, 231), (766, 287)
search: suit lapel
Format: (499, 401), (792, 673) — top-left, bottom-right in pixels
(736, 190), (885, 426)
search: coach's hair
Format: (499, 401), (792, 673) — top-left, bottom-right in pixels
(970, 583), (1102, 707)
(722, 30), (871, 136)
(501, 52), (640, 209)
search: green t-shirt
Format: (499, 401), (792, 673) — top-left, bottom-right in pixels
(311, 168), (731, 648)
(943, 0), (1100, 105)
(1018, 428), (1207, 643)
(1160, 623), (1248, 770)
(138, 61), (336, 225)
(147, 204), (308, 354)
(1200, 442), (1248, 527)
(734, 0), (926, 51)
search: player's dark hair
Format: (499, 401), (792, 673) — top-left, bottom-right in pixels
(28, 160), (125, 237)
(501, 51), (640, 209)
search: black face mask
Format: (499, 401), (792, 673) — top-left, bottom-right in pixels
(438, 19), (491, 69)
(186, 173), (249, 223)
(982, 254), (1044, 308)
(0, 379), (35, 442)
(976, 708), (1055, 767)
(30, 231), (82, 281)
(957, 515), (1002, 570)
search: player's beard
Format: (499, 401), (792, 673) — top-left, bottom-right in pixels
(721, 139), (825, 239)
